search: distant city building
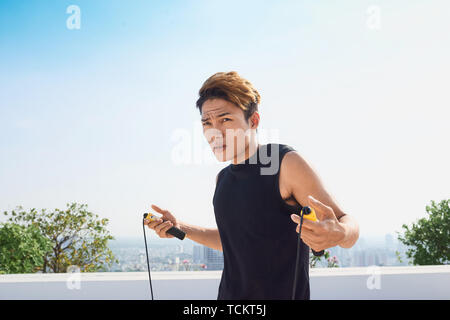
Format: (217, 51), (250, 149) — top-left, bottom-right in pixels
(193, 245), (205, 264)
(194, 245), (224, 270)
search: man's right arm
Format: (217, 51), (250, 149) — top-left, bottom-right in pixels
(178, 221), (222, 252)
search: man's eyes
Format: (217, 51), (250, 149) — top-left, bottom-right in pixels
(202, 118), (231, 126)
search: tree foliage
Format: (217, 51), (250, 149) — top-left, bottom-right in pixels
(0, 223), (52, 274)
(3, 203), (118, 273)
(397, 199), (450, 265)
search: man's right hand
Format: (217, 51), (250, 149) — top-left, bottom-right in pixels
(144, 204), (181, 239)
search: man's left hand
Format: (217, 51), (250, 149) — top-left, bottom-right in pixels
(290, 195), (346, 252)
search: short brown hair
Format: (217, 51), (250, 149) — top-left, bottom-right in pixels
(196, 71), (261, 122)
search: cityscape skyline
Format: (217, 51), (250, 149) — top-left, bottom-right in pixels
(106, 232), (412, 272)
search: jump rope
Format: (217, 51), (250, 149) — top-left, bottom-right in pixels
(142, 213), (186, 300)
(142, 206), (323, 300)
(292, 206), (324, 299)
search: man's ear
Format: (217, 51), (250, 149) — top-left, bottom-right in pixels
(250, 111), (260, 128)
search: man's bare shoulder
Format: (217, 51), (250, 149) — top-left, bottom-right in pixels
(280, 150), (312, 178)
(280, 149), (347, 220)
(279, 150), (319, 203)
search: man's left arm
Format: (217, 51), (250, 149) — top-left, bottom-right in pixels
(282, 151), (360, 251)
(336, 213), (360, 248)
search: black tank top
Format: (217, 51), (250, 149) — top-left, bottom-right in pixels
(213, 143), (310, 300)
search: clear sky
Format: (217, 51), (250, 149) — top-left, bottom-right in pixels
(1, 0), (449, 240)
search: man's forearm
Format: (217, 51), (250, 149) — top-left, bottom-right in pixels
(337, 214), (359, 248)
(179, 221), (222, 251)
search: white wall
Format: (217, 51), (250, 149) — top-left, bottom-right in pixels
(1, 266), (449, 300)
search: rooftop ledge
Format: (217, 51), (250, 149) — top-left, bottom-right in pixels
(1, 265), (449, 299)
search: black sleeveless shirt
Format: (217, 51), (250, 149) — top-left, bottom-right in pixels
(213, 143), (310, 300)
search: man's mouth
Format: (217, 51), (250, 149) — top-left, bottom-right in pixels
(213, 145), (226, 152)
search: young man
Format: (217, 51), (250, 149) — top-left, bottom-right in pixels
(145, 71), (359, 300)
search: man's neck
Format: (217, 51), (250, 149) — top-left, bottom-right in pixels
(232, 141), (261, 165)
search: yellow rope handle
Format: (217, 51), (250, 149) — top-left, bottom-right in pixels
(302, 207), (318, 222)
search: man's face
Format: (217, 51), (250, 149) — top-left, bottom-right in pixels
(201, 98), (256, 162)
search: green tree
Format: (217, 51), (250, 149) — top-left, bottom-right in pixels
(397, 199), (450, 265)
(3, 202), (118, 273)
(0, 223), (52, 274)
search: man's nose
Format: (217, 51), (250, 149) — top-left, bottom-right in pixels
(211, 131), (225, 143)
(206, 128), (225, 144)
